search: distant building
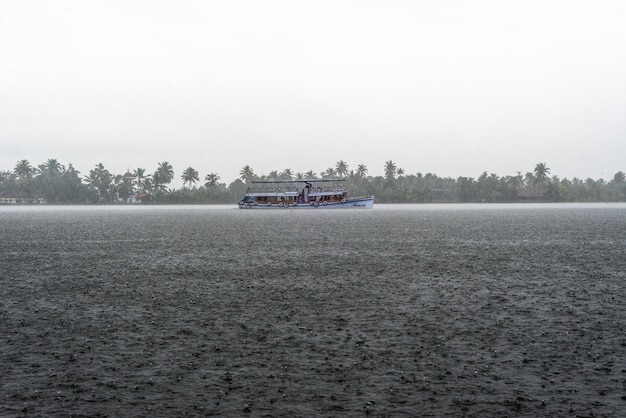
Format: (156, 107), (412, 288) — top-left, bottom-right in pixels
(517, 187), (545, 202)
(0, 197), (47, 205)
(127, 192), (152, 204)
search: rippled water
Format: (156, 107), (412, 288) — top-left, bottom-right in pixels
(1, 204), (625, 417)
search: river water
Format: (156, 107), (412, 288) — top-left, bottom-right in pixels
(1, 204), (625, 417)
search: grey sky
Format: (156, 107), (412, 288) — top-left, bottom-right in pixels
(1, 0), (625, 187)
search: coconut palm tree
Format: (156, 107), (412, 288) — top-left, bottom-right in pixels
(84, 162), (113, 202)
(0, 170), (17, 196)
(204, 173), (221, 188)
(609, 171), (626, 201)
(0, 170), (14, 185)
(335, 160), (349, 177)
(305, 170), (316, 179)
(322, 167), (337, 178)
(37, 159), (66, 203)
(239, 165), (255, 183)
(14, 159), (33, 198)
(156, 161), (174, 184)
(384, 160), (397, 180)
(115, 174), (134, 201)
(181, 167), (199, 188)
(281, 168), (294, 180)
(43, 158), (64, 176)
(60, 163), (82, 203)
(524, 171), (535, 186)
(153, 161), (174, 196)
(143, 177), (153, 192)
(533, 163), (550, 184)
(133, 168), (151, 192)
(356, 164), (368, 177)
(14, 159), (33, 179)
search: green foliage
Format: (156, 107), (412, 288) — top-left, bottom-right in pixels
(1, 160), (625, 204)
(181, 167), (200, 188)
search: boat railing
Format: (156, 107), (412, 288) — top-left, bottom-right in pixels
(246, 182), (347, 195)
(246, 186), (303, 194)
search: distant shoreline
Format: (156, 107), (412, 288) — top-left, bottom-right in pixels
(3, 160), (625, 204)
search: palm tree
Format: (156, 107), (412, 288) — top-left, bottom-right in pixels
(239, 165), (255, 183)
(14, 159), (33, 198)
(133, 168), (151, 192)
(60, 164), (82, 203)
(14, 159), (33, 179)
(154, 161), (174, 194)
(335, 160), (349, 177)
(142, 177), (154, 195)
(509, 171), (524, 196)
(609, 171), (626, 201)
(305, 170), (316, 179)
(533, 163), (550, 184)
(356, 164), (368, 177)
(281, 168), (294, 180)
(38, 159), (65, 203)
(115, 174), (134, 201)
(323, 167), (337, 178)
(524, 171), (535, 186)
(384, 160), (397, 180)
(204, 173), (221, 188)
(84, 162), (113, 202)
(1, 170), (17, 196)
(181, 167), (199, 188)
(43, 158), (64, 176)
(268, 170), (280, 181)
(157, 161), (174, 184)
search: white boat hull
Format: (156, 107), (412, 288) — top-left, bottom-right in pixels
(238, 196), (374, 209)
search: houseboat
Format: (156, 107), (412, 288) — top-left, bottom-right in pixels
(238, 179), (374, 209)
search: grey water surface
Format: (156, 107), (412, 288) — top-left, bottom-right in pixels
(1, 204), (625, 417)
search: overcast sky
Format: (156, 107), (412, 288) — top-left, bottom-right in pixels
(1, 0), (625, 187)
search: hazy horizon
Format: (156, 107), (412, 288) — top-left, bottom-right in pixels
(2, 1), (625, 188)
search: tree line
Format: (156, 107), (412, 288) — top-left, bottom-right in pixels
(1, 159), (625, 204)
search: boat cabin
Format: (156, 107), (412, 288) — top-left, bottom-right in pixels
(241, 179), (349, 206)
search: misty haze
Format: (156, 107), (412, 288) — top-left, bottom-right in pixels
(1, 1), (626, 417)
